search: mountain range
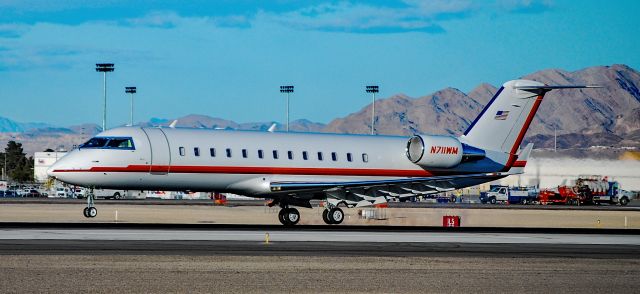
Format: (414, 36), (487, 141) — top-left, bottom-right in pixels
(1, 64), (639, 156)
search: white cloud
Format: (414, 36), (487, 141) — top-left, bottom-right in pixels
(255, 1), (475, 33)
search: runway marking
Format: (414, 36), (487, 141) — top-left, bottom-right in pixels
(1, 229), (639, 245)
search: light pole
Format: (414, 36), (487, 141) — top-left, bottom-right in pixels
(280, 85), (294, 132)
(554, 125), (557, 152)
(366, 85), (379, 135)
(96, 63), (115, 131)
(125, 86), (137, 126)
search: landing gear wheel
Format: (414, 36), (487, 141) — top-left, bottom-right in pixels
(328, 208), (344, 225)
(322, 209), (333, 225)
(88, 207), (97, 218)
(285, 208), (300, 225)
(278, 208), (300, 226)
(278, 209), (288, 225)
(83, 207), (90, 218)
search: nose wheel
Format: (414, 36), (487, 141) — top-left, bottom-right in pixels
(83, 189), (97, 218)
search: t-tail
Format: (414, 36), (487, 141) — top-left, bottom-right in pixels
(460, 79), (600, 170)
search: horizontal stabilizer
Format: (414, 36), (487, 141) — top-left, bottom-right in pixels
(514, 84), (601, 94)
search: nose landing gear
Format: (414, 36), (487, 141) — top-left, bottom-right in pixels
(83, 188), (97, 218)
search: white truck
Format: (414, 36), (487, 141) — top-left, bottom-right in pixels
(481, 185), (539, 204)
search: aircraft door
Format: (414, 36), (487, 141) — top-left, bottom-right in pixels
(142, 128), (171, 175)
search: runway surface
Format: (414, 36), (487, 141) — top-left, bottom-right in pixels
(1, 224), (639, 258)
(1, 224), (639, 293)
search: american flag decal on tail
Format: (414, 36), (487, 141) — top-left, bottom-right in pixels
(494, 110), (509, 120)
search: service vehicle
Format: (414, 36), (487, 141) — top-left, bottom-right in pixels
(540, 176), (631, 206)
(480, 185), (538, 204)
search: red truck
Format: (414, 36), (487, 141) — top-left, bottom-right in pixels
(539, 176), (631, 206)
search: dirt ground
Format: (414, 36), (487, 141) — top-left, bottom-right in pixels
(0, 203), (639, 228)
(0, 255), (638, 293)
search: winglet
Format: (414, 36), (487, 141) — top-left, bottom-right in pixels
(509, 143), (533, 174)
(169, 120), (178, 128)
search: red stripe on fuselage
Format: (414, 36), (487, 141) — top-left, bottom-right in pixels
(53, 165), (444, 177)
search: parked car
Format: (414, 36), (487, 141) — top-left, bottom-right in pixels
(26, 189), (42, 197)
(55, 187), (71, 198)
(4, 190), (17, 197)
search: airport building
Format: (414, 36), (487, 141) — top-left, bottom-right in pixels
(34, 151), (67, 183)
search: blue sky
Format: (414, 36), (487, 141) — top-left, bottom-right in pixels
(1, 0), (639, 127)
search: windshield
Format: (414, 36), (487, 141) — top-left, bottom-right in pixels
(489, 186), (502, 192)
(80, 137), (135, 150)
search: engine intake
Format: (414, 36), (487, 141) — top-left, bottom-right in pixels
(406, 135), (463, 168)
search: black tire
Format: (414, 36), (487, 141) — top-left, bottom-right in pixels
(322, 209), (332, 224)
(328, 208), (344, 225)
(285, 208), (300, 225)
(113, 192), (121, 200)
(278, 209), (288, 225)
(620, 197), (629, 206)
(83, 207), (90, 218)
(489, 197), (497, 204)
(88, 207), (97, 218)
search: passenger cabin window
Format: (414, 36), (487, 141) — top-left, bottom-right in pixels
(273, 150), (279, 159)
(226, 148), (232, 158)
(80, 137), (135, 150)
(242, 149), (248, 158)
(331, 152), (337, 161)
(302, 151), (308, 160)
(258, 150), (264, 159)
(317, 152), (323, 161)
(194, 147), (200, 157)
(287, 151), (293, 160)
(362, 153), (368, 163)
(346, 153), (352, 162)
(179, 147), (185, 156)
(210, 148), (216, 157)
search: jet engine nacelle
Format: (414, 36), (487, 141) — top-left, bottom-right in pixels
(406, 135), (463, 168)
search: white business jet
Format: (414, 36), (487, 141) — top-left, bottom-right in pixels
(47, 80), (598, 225)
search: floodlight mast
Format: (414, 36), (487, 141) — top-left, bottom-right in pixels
(280, 85), (294, 132)
(366, 85), (379, 135)
(125, 87), (137, 126)
(96, 63), (114, 131)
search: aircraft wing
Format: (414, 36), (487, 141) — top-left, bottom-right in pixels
(269, 172), (509, 206)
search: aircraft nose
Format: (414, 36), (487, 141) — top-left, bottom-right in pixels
(47, 164), (59, 178)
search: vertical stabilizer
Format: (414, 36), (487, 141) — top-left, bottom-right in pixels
(461, 80), (599, 155)
(461, 80), (545, 155)
(508, 143), (533, 174)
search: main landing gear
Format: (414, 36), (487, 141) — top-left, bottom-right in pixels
(322, 206), (344, 225)
(271, 198), (345, 226)
(83, 188), (97, 218)
(278, 207), (300, 226)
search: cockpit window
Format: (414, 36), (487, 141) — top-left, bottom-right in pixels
(80, 137), (135, 150)
(81, 137), (109, 148)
